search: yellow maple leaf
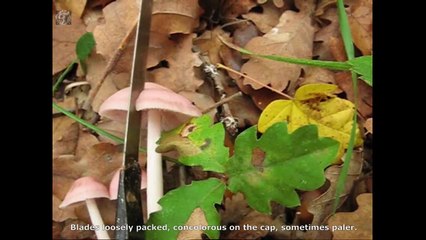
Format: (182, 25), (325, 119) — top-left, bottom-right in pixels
(258, 84), (362, 161)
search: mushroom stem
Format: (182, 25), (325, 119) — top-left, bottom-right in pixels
(147, 110), (163, 216)
(85, 199), (110, 239)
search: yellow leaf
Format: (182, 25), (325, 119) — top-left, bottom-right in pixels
(258, 84), (362, 161)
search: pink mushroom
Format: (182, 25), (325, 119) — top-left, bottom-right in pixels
(59, 176), (110, 239)
(109, 168), (147, 200)
(99, 82), (201, 216)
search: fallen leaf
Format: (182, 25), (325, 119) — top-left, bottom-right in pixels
(227, 122), (339, 213)
(195, 27), (232, 64)
(239, 8), (315, 93)
(179, 91), (217, 119)
(305, 150), (363, 239)
(53, 116), (79, 157)
(348, 0), (372, 55)
(233, 21), (261, 48)
(315, 0), (337, 17)
(52, 14), (86, 74)
(313, 8), (346, 61)
(52, 221), (63, 239)
(177, 208), (209, 240)
(227, 93), (261, 127)
(327, 193), (372, 240)
(224, 211), (274, 239)
(56, 0), (87, 18)
(335, 72), (372, 118)
(53, 194), (77, 222)
(52, 97), (76, 114)
(221, 0), (257, 18)
(82, 7), (104, 32)
(75, 130), (100, 159)
(258, 84), (363, 159)
(61, 219), (95, 239)
(243, 1), (287, 33)
(77, 143), (124, 184)
(364, 118), (372, 134)
(151, 34), (204, 92)
(151, 0), (203, 35)
(299, 67), (337, 86)
(220, 193), (251, 225)
(53, 175), (77, 199)
(87, 0), (115, 8)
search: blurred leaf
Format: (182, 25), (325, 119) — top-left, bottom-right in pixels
(348, 56), (372, 86)
(146, 179), (226, 240)
(226, 122), (339, 213)
(76, 32), (95, 62)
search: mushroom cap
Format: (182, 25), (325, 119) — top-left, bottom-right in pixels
(109, 169), (147, 200)
(59, 176), (110, 208)
(99, 82), (202, 130)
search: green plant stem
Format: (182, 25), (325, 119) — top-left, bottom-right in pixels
(332, 0), (358, 213)
(53, 102), (147, 153)
(52, 60), (78, 95)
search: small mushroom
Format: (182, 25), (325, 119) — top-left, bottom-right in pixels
(99, 82), (201, 216)
(59, 176), (110, 239)
(109, 168), (147, 200)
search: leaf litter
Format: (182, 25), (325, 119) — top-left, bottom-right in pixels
(52, 0), (373, 238)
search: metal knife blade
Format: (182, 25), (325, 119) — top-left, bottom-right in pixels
(115, 0), (153, 239)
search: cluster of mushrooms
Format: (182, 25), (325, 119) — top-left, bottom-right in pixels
(59, 82), (201, 239)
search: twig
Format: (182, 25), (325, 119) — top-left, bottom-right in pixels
(199, 54), (239, 136)
(202, 92), (242, 114)
(82, 19), (138, 110)
(216, 63), (294, 100)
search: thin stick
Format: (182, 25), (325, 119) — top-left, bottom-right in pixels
(216, 63), (294, 100)
(82, 19), (138, 110)
(202, 92), (242, 114)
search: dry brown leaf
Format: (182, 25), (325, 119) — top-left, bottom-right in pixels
(177, 208), (209, 240)
(56, 0), (87, 18)
(61, 219), (95, 239)
(335, 72), (372, 118)
(364, 118), (372, 134)
(53, 175), (77, 199)
(77, 143), (124, 184)
(53, 116), (79, 157)
(221, 0), (257, 18)
(327, 193), (372, 240)
(220, 193), (251, 225)
(315, 0), (337, 17)
(239, 9), (315, 93)
(152, 0), (203, 35)
(232, 22), (261, 48)
(179, 91), (217, 119)
(151, 34), (204, 92)
(313, 8), (346, 61)
(53, 194), (78, 222)
(298, 67), (337, 86)
(82, 7), (104, 32)
(87, 0), (115, 8)
(95, 119), (127, 143)
(52, 221), (63, 239)
(93, 0), (139, 61)
(53, 97), (76, 114)
(224, 211), (273, 239)
(75, 131), (100, 159)
(227, 93), (261, 127)
(194, 27), (232, 65)
(52, 14), (86, 74)
(305, 150), (363, 239)
(348, 0), (372, 55)
(243, 1), (286, 33)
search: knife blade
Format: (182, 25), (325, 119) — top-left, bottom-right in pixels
(115, 0), (153, 239)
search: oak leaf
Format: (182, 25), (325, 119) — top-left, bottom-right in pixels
(348, 0), (372, 55)
(327, 193), (372, 240)
(243, 1), (286, 33)
(239, 9), (315, 93)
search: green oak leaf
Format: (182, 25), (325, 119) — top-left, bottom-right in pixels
(146, 178), (226, 240)
(348, 55), (372, 86)
(156, 115), (229, 173)
(226, 122), (339, 214)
